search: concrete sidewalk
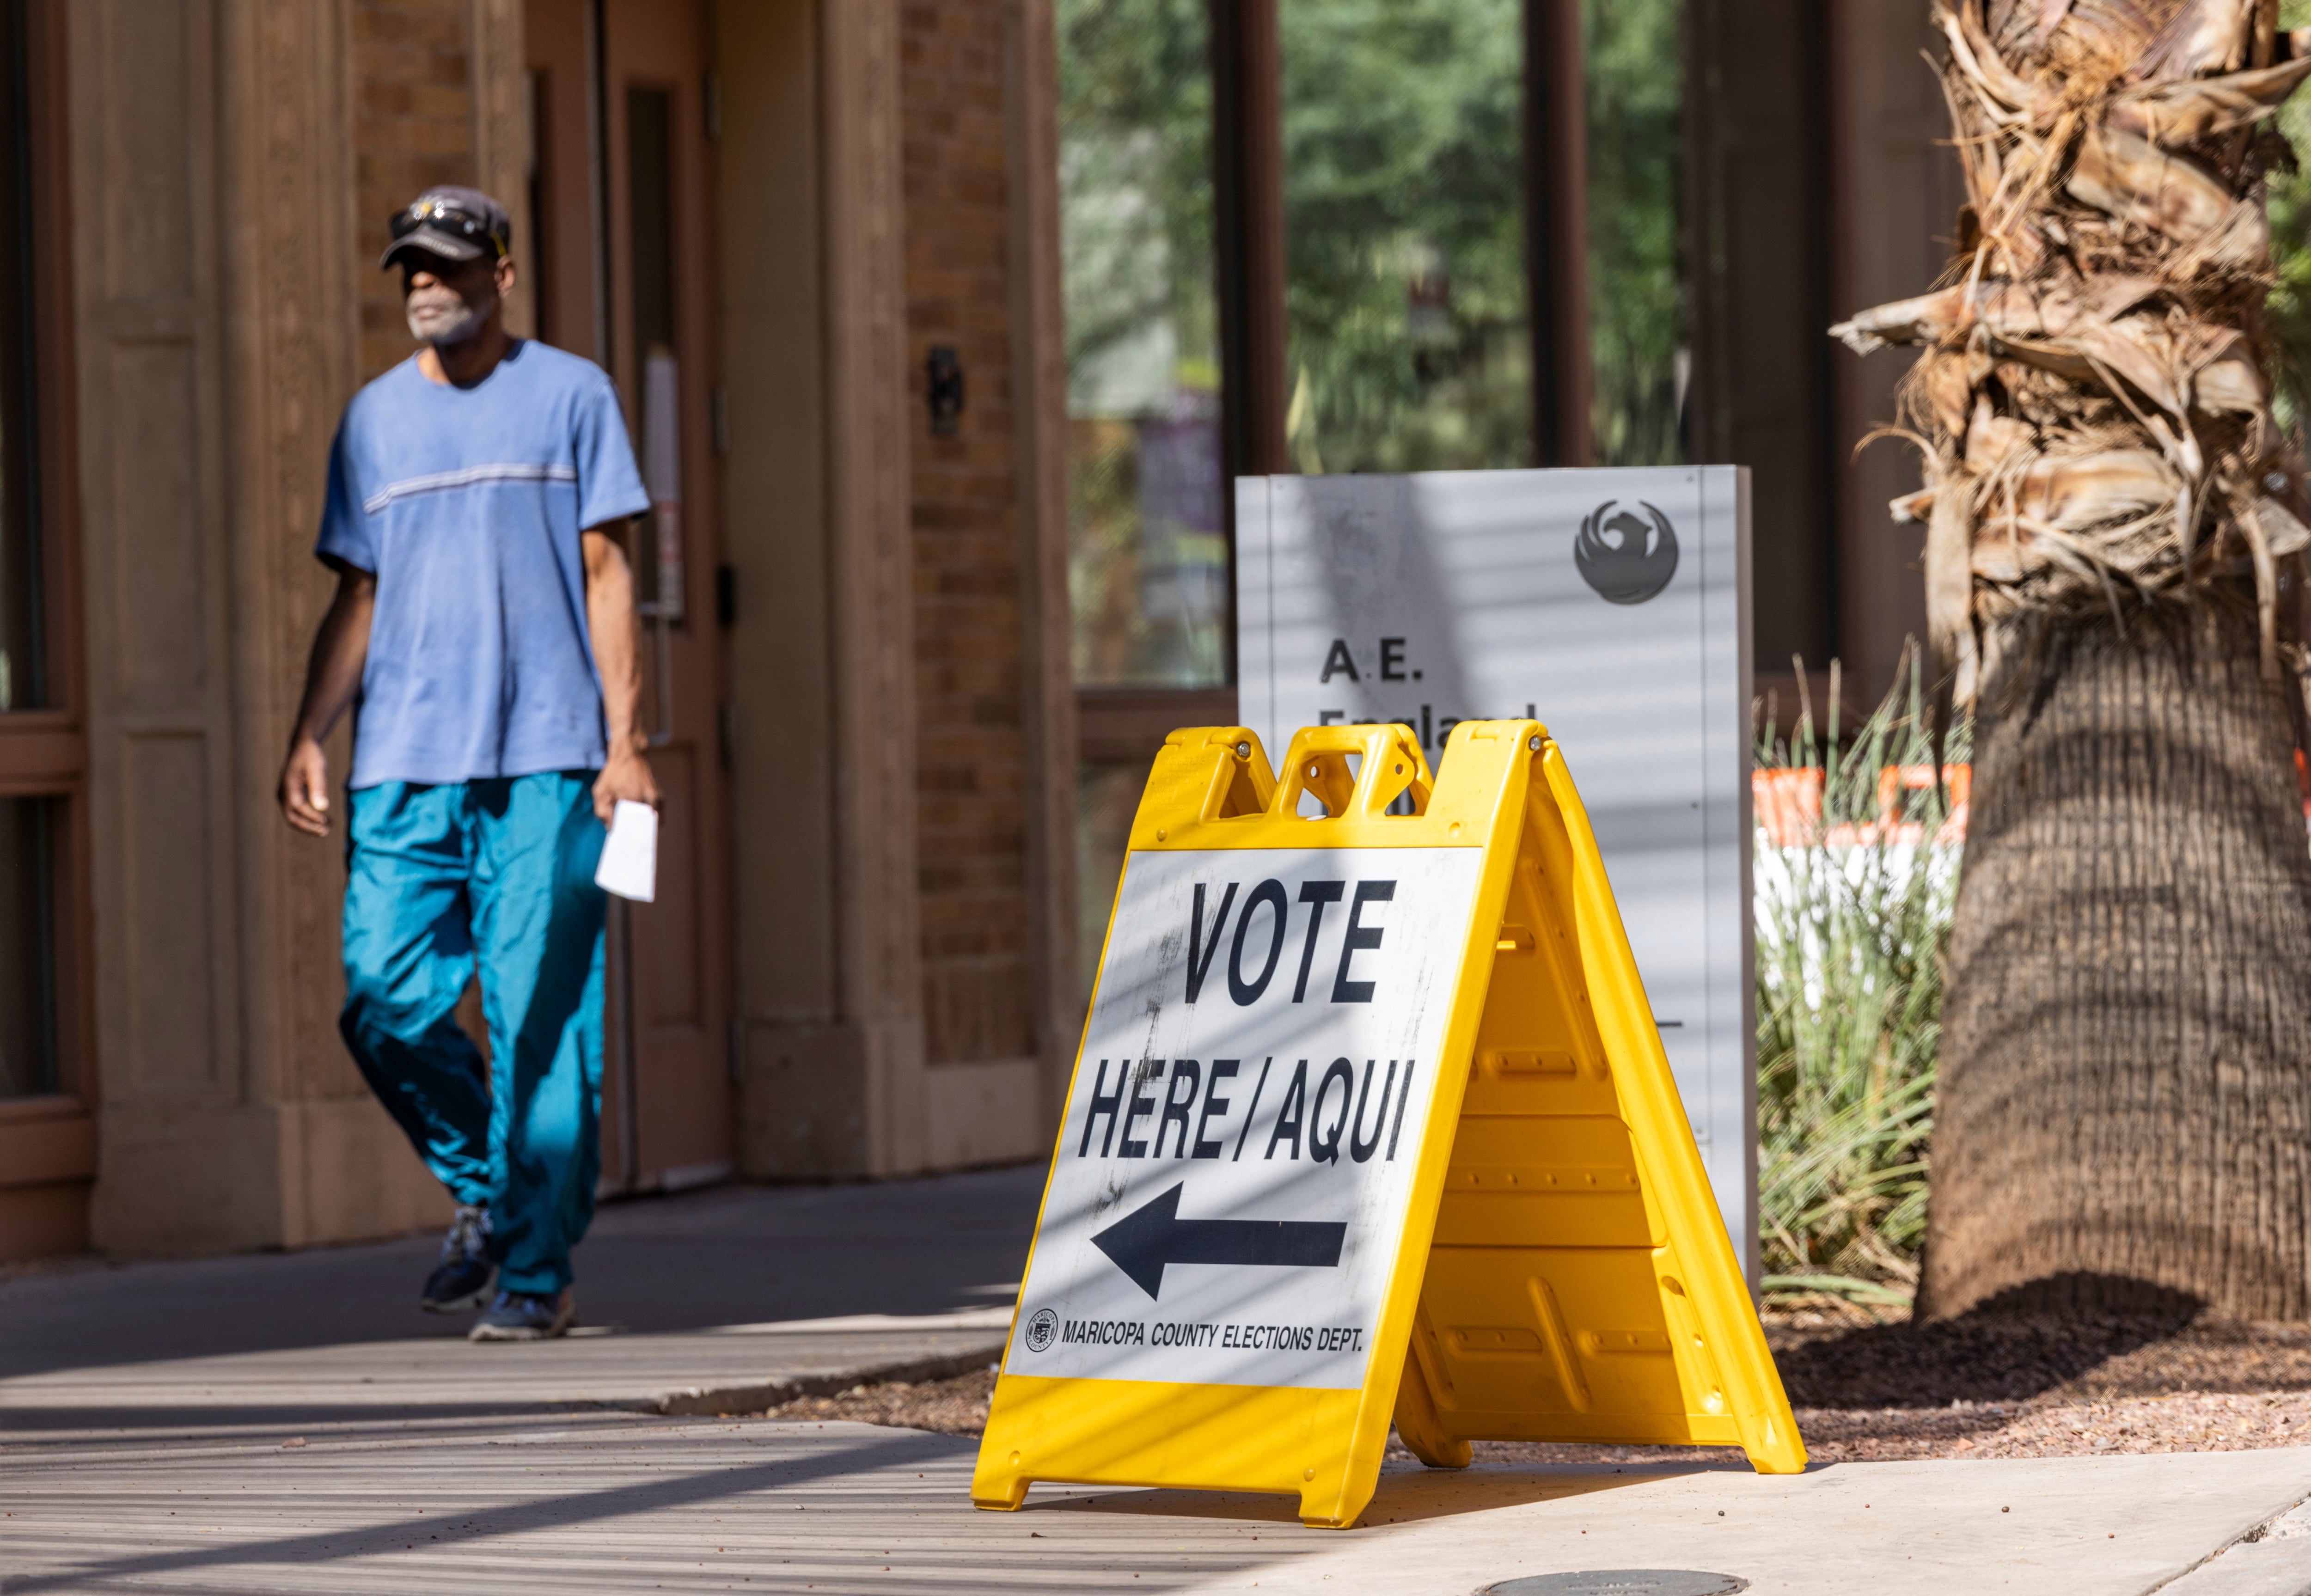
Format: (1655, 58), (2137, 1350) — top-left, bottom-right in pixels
(1, 1168), (1045, 1378)
(0, 1168), (1040, 1431)
(7, 1411), (2311, 1594)
(9, 1167), (2311, 1594)
(0, 1309), (1013, 1432)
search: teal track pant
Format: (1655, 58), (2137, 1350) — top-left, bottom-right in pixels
(340, 773), (607, 1295)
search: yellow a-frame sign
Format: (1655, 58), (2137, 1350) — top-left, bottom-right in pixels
(972, 720), (1803, 1529)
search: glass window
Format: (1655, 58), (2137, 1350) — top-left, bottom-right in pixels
(1074, 758), (1148, 997)
(1583, 0), (1689, 466)
(1278, 0), (1530, 475)
(0, 2), (61, 1105)
(0, 796), (55, 1098)
(1059, 0), (1228, 690)
(526, 68), (552, 343)
(0, 0), (38, 711)
(626, 85), (683, 624)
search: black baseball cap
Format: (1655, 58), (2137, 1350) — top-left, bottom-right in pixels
(381, 186), (511, 270)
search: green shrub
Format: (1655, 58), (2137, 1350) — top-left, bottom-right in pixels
(1754, 655), (1965, 1309)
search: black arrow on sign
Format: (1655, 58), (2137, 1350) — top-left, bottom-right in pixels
(1090, 1182), (1347, 1300)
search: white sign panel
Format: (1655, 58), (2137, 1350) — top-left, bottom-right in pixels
(1235, 468), (1755, 1277)
(1008, 845), (1484, 1388)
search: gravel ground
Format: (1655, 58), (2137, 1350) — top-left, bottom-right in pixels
(764, 1305), (2311, 1465)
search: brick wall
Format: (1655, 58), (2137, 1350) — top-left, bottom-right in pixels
(352, 0), (477, 380)
(901, 0), (1039, 1069)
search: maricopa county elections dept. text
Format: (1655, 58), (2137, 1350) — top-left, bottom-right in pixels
(1009, 846), (1483, 1390)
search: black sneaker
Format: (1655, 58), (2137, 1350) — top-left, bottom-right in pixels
(420, 1205), (495, 1313)
(469, 1287), (575, 1343)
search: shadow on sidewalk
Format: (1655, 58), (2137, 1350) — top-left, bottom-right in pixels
(0, 1166), (1042, 1383)
(1038, 1459), (1690, 1529)
(0, 1424), (966, 1596)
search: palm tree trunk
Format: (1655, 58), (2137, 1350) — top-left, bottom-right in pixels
(1832, 0), (2311, 1318)
(1926, 605), (2311, 1318)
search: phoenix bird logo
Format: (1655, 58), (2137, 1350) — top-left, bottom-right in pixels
(1575, 499), (1679, 605)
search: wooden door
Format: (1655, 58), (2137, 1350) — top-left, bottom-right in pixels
(526, 0), (733, 1193)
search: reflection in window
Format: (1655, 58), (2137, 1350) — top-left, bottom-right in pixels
(0, 797), (55, 1098)
(1279, 0), (1529, 475)
(1584, 0), (1689, 466)
(1059, 0), (1228, 689)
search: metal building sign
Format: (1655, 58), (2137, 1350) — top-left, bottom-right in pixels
(1234, 468), (1755, 1271)
(972, 722), (1800, 1530)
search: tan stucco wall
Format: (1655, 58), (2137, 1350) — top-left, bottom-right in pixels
(65, 0), (1073, 1253)
(718, 0), (1073, 1181)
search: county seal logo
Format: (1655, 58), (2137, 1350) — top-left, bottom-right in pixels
(1575, 498), (1679, 605)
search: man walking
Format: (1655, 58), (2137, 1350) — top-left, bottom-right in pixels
(277, 187), (655, 1342)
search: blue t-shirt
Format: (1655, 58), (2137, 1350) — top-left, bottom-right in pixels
(315, 341), (649, 789)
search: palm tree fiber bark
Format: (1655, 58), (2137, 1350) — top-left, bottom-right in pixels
(1926, 611), (2311, 1321)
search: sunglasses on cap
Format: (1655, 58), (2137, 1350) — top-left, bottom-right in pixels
(389, 197), (507, 257)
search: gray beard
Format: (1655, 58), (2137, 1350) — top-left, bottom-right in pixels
(407, 298), (482, 346)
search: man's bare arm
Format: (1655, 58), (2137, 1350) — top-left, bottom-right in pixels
(277, 564), (376, 837)
(582, 525), (659, 824)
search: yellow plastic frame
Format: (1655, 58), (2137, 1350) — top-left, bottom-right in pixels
(971, 720), (1803, 1529)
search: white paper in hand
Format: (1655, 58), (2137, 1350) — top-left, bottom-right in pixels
(595, 800), (658, 902)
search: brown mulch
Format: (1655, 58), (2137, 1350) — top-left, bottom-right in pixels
(760, 1303), (2311, 1464)
(766, 1370), (999, 1437)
